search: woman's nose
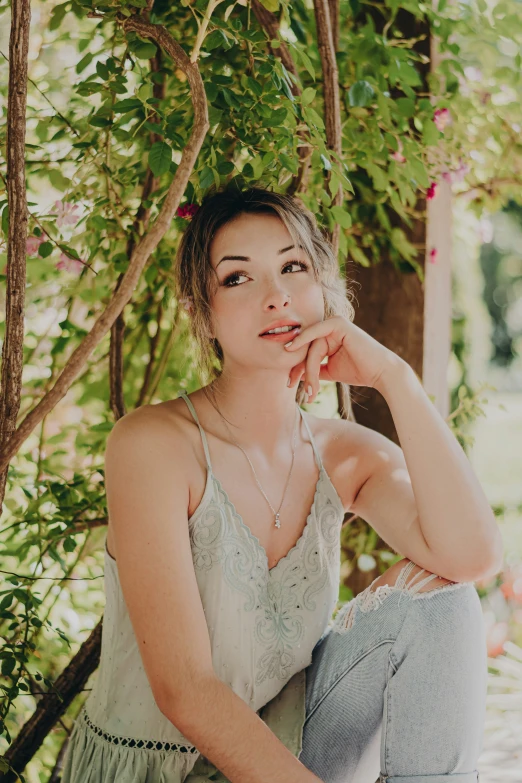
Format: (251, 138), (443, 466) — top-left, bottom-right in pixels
(264, 290), (292, 309)
(262, 281), (292, 310)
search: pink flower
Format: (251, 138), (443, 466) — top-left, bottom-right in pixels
(429, 248), (438, 264)
(390, 139), (406, 163)
(179, 297), (193, 311)
(52, 200), (81, 229)
(434, 108), (451, 131)
(500, 565), (522, 604)
(486, 621), (508, 658)
(426, 182), (438, 200)
(441, 159), (470, 184)
(26, 233), (47, 255)
(176, 203), (199, 220)
(55, 252), (84, 275)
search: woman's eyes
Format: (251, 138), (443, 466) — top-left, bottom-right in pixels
(221, 260), (309, 288)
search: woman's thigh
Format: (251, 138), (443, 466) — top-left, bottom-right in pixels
(298, 561), (488, 783)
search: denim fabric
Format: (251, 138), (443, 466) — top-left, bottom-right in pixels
(298, 563), (488, 783)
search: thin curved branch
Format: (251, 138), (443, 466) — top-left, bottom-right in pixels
(0, 15), (209, 473)
(1, 622), (103, 783)
(110, 48), (167, 420)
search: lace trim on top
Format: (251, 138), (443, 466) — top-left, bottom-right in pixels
(80, 708), (199, 755)
(332, 560), (469, 633)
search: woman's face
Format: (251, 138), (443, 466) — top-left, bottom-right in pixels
(209, 212), (325, 371)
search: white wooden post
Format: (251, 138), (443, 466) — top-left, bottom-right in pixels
(423, 23), (452, 419)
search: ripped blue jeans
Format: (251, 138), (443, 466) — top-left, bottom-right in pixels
(298, 560), (488, 783)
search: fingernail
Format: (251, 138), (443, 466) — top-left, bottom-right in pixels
(284, 340), (294, 348)
(304, 392), (309, 402)
(287, 376), (291, 387)
(307, 385), (312, 397)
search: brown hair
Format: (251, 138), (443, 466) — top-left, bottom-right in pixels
(174, 183), (356, 417)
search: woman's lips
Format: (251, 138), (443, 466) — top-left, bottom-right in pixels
(259, 326), (301, 342)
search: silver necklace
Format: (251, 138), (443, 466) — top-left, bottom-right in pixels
(214, 403), (299, 529)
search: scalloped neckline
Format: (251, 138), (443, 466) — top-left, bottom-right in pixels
(211, 467), (326, 575)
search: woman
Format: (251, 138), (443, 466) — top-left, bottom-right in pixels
(61, 185), (502, 783)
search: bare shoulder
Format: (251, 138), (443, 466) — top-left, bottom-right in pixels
(305, 411), (403, 513)
(108, 397), (197, 455)
(105, 399), (202, 557)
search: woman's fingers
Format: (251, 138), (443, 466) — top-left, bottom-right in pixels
(288, 360), (306, 388)
(304, 337), (327, 401)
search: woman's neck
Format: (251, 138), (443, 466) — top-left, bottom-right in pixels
(200, 370), (301, 461)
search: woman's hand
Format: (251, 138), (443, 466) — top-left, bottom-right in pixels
(285, 315), (405, 401)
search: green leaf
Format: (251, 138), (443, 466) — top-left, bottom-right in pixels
(76, 52), (94, 74)
(1, 657), (16, 676)
(246, 77), (263, 98)
(112, 98), (143, 114)
(390, 227), (418, 262)
(303, 106), (324, 130)
(349, 245), (371, 267)
(38, 242), (54, 258)
(421, 118), (441, 146)
(90, 115), (112, 128)
(50, 2), (68, 31)
(59, 244), (81, 260)
(1, 205), (8, 236)
(199, 166), (214, 190)
(320, 154), (331, 171)
(96, 61), (110, 81)
(131, 41), (157, 60)
(330, 205), (352, 229)
(279, 153), (298, 174)
(205, 30), (229, 51)
(301, 87), (316, 106)
(348, 80), (375, 107)
(395, 97), (415, 118)
(149, 142), (172, 176)
(90, 215), (107, 231)
(48, 169), (70, 191)
(63, 537), (76, 553)
(366, 162), (389, 191)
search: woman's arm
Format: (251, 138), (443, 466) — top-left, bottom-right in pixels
(285, 314), (502, 583)
(353, 357), (503, 583)
(172, 675), (321, 783)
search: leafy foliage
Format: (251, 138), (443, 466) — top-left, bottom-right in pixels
(0, 0), (521, 776)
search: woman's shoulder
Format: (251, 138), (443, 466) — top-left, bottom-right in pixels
(106, 398), (201, 473)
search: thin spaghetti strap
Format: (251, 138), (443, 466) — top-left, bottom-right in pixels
(298, 405), (324, 472)
(178, 392), (212, 470)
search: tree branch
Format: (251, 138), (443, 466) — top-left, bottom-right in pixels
(0, 15), (209, 473)
(0, 0), (31, 518)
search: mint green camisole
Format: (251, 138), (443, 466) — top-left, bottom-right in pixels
(60, 392), (345, 783)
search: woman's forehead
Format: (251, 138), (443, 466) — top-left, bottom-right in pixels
(210, 214), (299, 265)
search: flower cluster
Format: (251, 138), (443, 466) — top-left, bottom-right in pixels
(426, 182), (438, 200)
(433, 108), (451, 131)
(179, 296), (193, 311)
(56, 253), (84, 275)
(390, 139), (406, 163)
(176, 203), (199, 220)
(441, 159), (470, 184)
(51, 200), (81, 229)
(26, 233), (48, 256)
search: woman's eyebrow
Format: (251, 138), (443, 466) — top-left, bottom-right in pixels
(217, 244), (302, 266)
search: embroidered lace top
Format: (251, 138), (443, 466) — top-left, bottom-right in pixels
(61, 391), (345, 783)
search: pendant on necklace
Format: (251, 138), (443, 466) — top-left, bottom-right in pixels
(274, 513), (281, 529)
